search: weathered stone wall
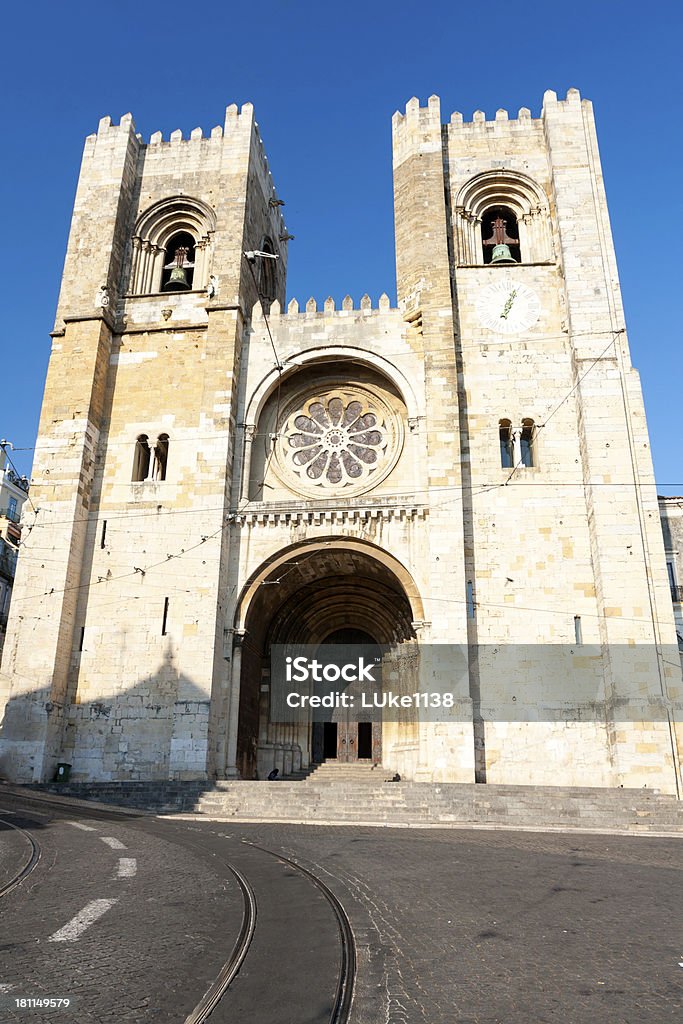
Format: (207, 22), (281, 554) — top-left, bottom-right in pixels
(0, 106), (289, 782)
(1, 91), (680, 794)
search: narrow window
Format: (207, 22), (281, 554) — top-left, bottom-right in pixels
(574, 615), (583, 645)
(259, 238), (276, 303)
(162, 231), (196, 291)
(100, 520), (107, 549)
(78, 626), (85, 652)
(668, 561), (679, 602)
(466, 580), (475, 619)
(7, 497), (17, 521)
(161, 597), (169, 636)
(520, 419), (535, 467)
(132, 435), (150, 482)
(152, 434), (169, 481)
(499, 419), (513, 468)
(481, 205), (521, 264)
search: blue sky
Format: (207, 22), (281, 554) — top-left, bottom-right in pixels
(3, 1), (682, 489)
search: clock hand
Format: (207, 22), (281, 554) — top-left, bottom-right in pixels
(500, 288), (518, 319)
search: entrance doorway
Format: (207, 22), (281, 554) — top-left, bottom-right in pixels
(234, 541), (420, 779)
(358, 722), (373, 759)
(324, 722), (337, 758)
(317, 627), (382, 763)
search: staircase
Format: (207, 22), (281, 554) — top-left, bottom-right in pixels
(33, 769), (683, 833)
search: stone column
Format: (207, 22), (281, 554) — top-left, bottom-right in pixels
(241, 424), (256, 502)
(511, 428), (522, 468)
(225, 629), (246, 778)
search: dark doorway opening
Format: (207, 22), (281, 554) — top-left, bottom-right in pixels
(323, 722), (338, 759)
(357, 722), (372, 759)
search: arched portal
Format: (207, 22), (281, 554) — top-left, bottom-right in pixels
(233, 542), (422, 779)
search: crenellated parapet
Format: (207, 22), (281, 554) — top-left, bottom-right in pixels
(250, 293), (396, 320)
(86, 104), (286, 234)
(392, 87), (586, 136)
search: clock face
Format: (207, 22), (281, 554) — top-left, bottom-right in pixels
(476, 279), (541, 335)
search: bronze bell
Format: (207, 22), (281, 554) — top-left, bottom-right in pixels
(490, 243), (517, 265)
(164, 265), (190, 291)
(163, 245), (193, 291)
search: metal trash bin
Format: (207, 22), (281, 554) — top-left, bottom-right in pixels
(54, 763), (72, 783)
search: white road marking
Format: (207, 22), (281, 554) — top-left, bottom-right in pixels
(116, 858), (137, 878)
(66, 821), (96, 832)
(0, 983), (15, 992)
(100, 837), (126, 850)
(48, 899), (118, 942)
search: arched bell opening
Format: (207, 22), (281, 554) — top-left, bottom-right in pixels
(161, 230), (196, 291)
(481, 205), (521, 264)
(233, 543), (421, 779)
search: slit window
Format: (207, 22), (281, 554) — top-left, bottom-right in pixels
(466, 580), (475, 619)
(574, 615), (583, 645)
(259, 238), (276, 303)
(100, 520), (107, 549)
(161, 597), (169, 636)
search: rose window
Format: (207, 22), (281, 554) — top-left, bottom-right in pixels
(278, 389), (398, 493)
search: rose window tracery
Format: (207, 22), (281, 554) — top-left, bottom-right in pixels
(275, 387), (401, 496)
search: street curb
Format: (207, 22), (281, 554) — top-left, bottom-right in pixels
(156, 812), (683, 839)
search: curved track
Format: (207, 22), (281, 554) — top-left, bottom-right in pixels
(0, 816), (41, 900)
(0, 794), (356, 1024)
(184, 862), (257, 1024)
(245, 841), (356, 1024)
(181, 835), (356, 1024)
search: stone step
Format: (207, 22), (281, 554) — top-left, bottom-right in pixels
(34, 780), (683, 832)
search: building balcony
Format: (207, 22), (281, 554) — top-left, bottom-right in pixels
(0, 507), (20, 524)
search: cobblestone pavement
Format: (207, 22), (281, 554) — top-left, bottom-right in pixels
(0, 791), (681, 1023)
(0, 801), (244, 1023)
(0, 814), (34, 893)
(196, 822), (683, 1024)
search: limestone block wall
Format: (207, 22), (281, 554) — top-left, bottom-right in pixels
(391, 91), (682, 793)
(0, 104), (288, 783)
(226, 292), (475, 782)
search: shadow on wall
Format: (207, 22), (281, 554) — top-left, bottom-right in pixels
(0, 644), (216, 785)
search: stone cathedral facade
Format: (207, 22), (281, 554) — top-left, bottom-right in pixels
(1, 89), (681, 794)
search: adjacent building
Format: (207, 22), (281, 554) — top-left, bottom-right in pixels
(0, 450), (29, 656)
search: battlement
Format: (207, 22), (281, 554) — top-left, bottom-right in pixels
(251, 293), (397, 320)
(90, 102), (259, 145)
(393, 87), (588, 135)
(84, 103), (284, 227)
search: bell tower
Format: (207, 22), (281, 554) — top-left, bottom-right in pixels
(0, 105), (288, 783)
(392, 90), (682, 792)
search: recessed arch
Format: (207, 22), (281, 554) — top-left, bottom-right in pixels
(454, 169), (554, 265)
(235, 536), (425, 630)
(231, 538), (424, 779)
(128, 195), (217, 294)
(245, 346), (420, 427)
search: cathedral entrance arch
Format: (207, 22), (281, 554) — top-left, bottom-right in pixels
(232, 540), (421, 779)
